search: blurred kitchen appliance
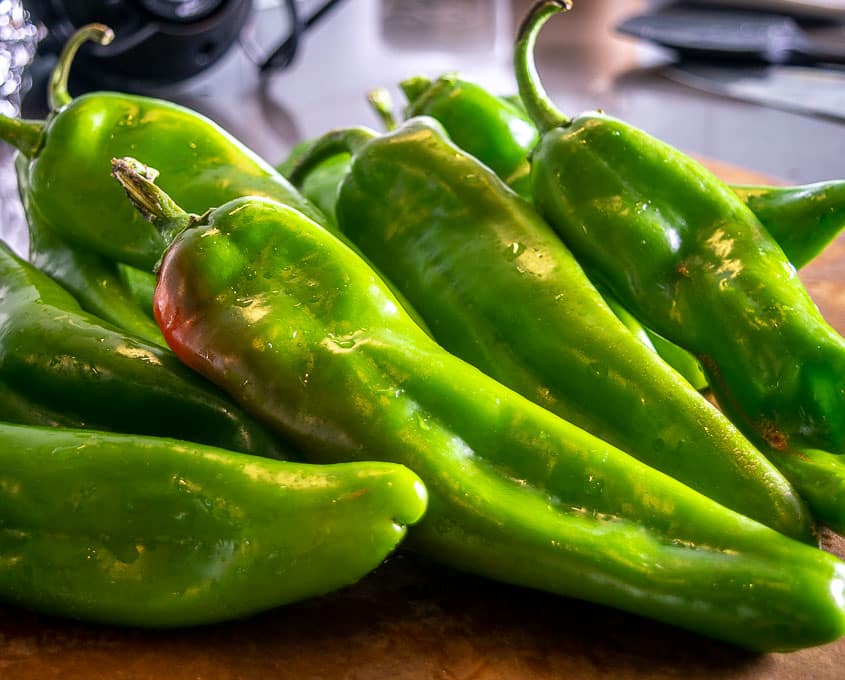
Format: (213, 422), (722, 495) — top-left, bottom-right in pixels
(617, 5), (845, 66)
(616, 3), (845, 120)
(25, 0), (346, 92)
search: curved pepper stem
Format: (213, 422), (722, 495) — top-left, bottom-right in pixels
(287, 127), (378, 188)
(111, 157), (198, 248)
(49, 23), (115, 112)
(367, 88), (398, 131)
(0, 115), (44, 157)
(514, 1), (572, 133)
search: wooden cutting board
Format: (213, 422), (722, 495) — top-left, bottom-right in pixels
(2, 159), (844, 680)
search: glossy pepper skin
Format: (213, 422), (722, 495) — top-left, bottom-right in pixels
(287, 118), (810, 542)
(0, 25), (324, 271)
(14, 156), (164, 346)
(517, 1), (845, 454)
(112, 163), (845, 652)
(0, 422), (426, 626)
(0, 240), (286, 458)
(284, 130), (845, 539)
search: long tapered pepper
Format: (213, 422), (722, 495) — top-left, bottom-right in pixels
(516, 0), (845, 454)
(286, 118), (810, 541)
(111, 160), (845, 651)
(1, 24), (323, 271)
(0, 240), (286, 457)
(0, 422), (426, 626)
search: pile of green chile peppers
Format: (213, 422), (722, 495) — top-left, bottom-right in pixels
(349, 67), (845, 534)
(516, 1), (845, 455)
(288, 121), (845, 538)
(108, 159), (845, 652)
(0, 422), (426, 626)
(388, 72), (845, 387)
(0, 240), (285, 457)
(286, 118), (810, 541)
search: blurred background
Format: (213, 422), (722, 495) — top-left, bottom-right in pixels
(1, 0), (844, 253)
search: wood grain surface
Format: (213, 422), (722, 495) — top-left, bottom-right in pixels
(2, 159), (844, 680)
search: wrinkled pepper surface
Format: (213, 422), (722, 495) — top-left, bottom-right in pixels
(110, 159), (845, 652)
(0, 422), (426, 626)
(287, 118), (810, 541)
(517, 0), (845, 454)
(0, 240), (285, 458)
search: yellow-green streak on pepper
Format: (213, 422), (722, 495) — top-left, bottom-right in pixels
(112, 159), (845, 652)
(286, 118), (810, 542)
(517, 0), (845, 454)
(0, 422), (426, 626)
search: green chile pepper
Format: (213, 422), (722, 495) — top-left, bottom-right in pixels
(0, 240), (285, 457)
(0, 422), (426, 626)
(766, 447), (845, 533)
(733, 181), (845, 269)
(110, 160), (845, 652)
(1, 24), (324, 271)
(286, 119), (809, 541)
(14, 156), (164, 345)
(517, 1), (845, 454)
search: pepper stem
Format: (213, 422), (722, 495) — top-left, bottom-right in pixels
(514, 1), (572, 133)
(111, 157), (197, 246)
(367, 88), (398, 131)
(49, 23), (115, 111)
(0, 116), (44, 157)
(287, 127), (378, 188)
(399, 76), (432, 105)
